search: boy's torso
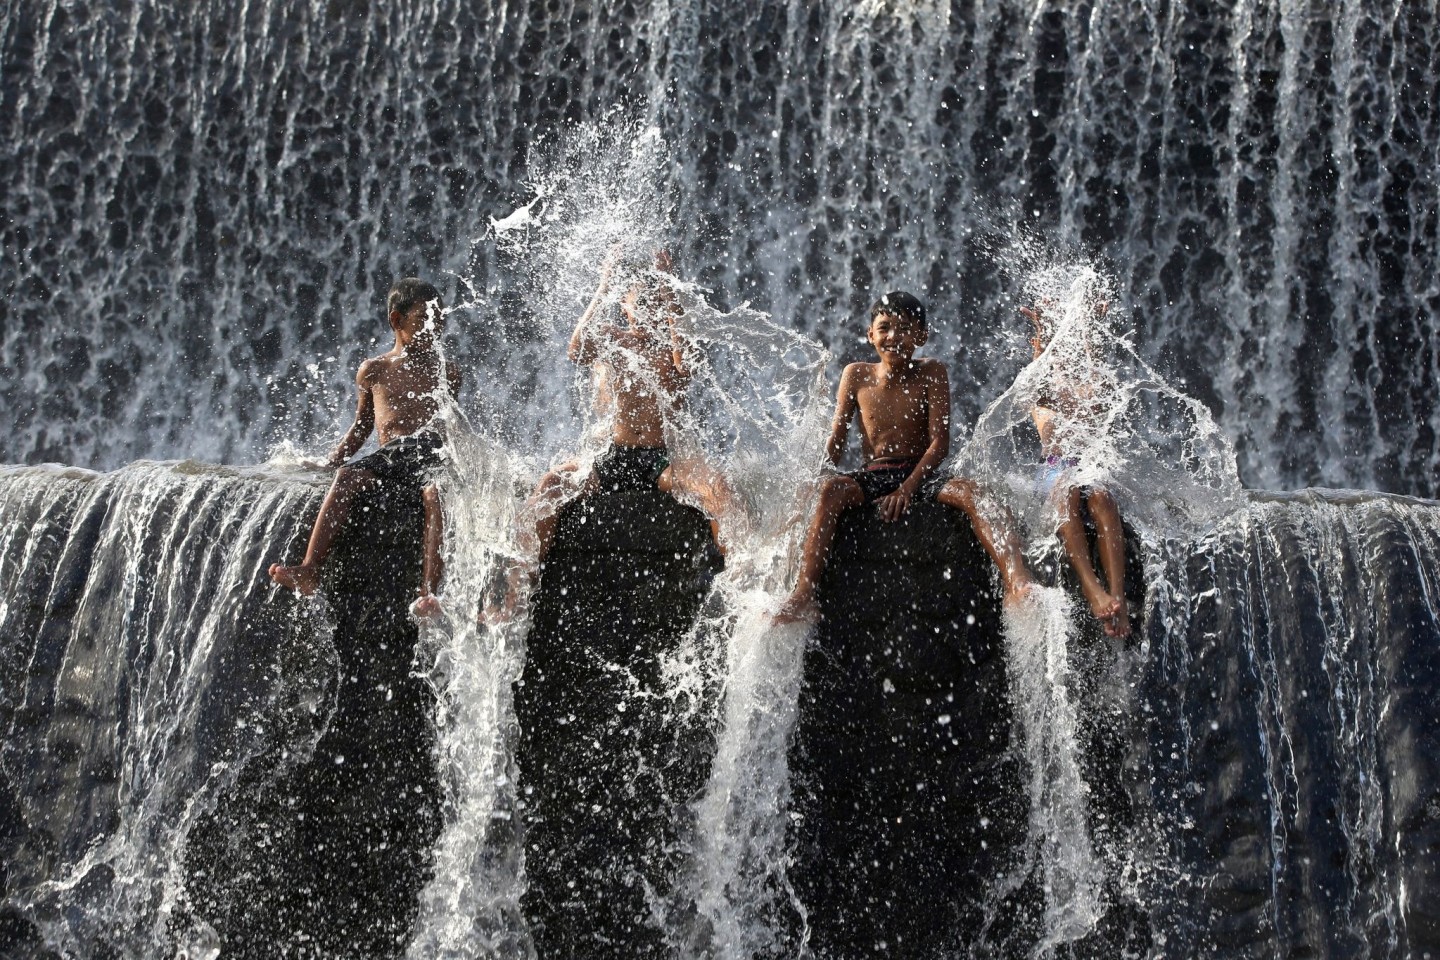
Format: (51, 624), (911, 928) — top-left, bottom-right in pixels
(365, 350), (452, 444)
(851, 359), (943, 463)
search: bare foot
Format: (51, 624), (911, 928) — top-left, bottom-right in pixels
(1107, 595), (1131, 638)
(773, 593), (820, 625)
(269, 563), (320, 596)
(1079, 579), (1122, 632)
(1003, 575), (1037, 610)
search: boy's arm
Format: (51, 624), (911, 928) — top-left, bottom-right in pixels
(876, 363), (951, 522)
(446, 360), (463, 399)
(825, 364), (860, 466)
(326, 361), (377, 468)
(661, 286), (694, 380)
(569, 253), (620, 365)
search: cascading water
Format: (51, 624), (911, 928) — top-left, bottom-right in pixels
(5, 1), (1440, 958)
(3, 1), (1436, 495)
(0, 463), (344, 957)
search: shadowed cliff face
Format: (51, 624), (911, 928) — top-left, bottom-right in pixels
(515, 489), (723, 959)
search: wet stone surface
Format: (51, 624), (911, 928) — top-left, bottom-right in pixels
(515, 489), (723, 960)
(785, 499), (1035, 958)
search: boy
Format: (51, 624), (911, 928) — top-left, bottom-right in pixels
(269, 278), (460, 615)
(1023, 299), (1130, 637)
(488, 249), (734, 622)
(775, 291), (1033, 623)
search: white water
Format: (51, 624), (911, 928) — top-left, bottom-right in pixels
(4, 1), (1437, 497)
(403, 117), (834, 957)
(0, 462), (337, 957)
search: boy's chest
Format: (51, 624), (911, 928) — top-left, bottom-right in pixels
(855, 379), (928, 428)
(375, 361), (442, 398)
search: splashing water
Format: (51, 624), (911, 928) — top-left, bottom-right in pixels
(959, 258), (1244, 544)
(403, 114), (834, 956)
(950, 253), (1246, 950)
(997, 586), (1105, 951)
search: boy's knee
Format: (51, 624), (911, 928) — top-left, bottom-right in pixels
(937, 476), (976, 506)
(1088, 487), (1118, 513)
(819, 474), (862, 509)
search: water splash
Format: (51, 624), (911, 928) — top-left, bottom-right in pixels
(404, 114), (833, 956)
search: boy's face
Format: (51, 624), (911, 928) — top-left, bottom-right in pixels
(392, 300), (443, 340)
(868, 311), (926, 362)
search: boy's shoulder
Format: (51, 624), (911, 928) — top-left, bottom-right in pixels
(914, 356), (951, 379)
(356, 351), (398, 386)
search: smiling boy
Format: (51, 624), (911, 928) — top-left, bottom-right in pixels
(775, 291), (1032, 623)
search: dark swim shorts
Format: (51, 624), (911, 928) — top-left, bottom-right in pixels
(846, 458), (941, 503)
(348, 431), (444, 488)
(592, 444), (670, 492)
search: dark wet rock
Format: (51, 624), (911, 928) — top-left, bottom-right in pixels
(515, 489), (722, 960)
(183, 480), (443, 959)
(785, 499), (1035, 958)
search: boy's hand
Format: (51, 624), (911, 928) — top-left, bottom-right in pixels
(876, 485), (914, 522)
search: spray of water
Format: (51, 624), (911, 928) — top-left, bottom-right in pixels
(402, 112), (833, 956)
(949, 247), (1245, 951)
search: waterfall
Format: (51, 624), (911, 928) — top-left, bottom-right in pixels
(3, 1), (1436, 495)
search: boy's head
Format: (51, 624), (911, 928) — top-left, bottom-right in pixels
(868, 291), (928, 358)
(387, 278), (444, 336)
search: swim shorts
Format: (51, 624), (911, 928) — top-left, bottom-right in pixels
(348, 431), (444, 488)
(592, 444), (670, 493)
(845, 458), (940, 503)
(1034, 454), (1079, 499)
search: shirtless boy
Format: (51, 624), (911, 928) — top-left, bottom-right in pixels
(489, 250), (733, 621)
(1024, 299), (1130, 637)
(269, 278), (460, 614)
(776, 291), (1033, 623)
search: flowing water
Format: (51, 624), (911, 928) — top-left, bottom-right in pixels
(3, 1), (1437, 494)
(3, 1), (1440, 958)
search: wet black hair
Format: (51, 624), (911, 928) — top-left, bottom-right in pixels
(870, 290), (926, 330)
(387, 277), (442, 319)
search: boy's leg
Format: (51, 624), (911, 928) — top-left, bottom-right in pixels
(658, 459), (742, 556)
(414, 484), (445, 619)
(775, 475), (865, 624)
(1055, 485), (1122, 631)
(269, 466), (378, 595)
(934, 478), (1034, 607)
(486, 464), (584, 623)
(1085, 487), (1130, 637)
